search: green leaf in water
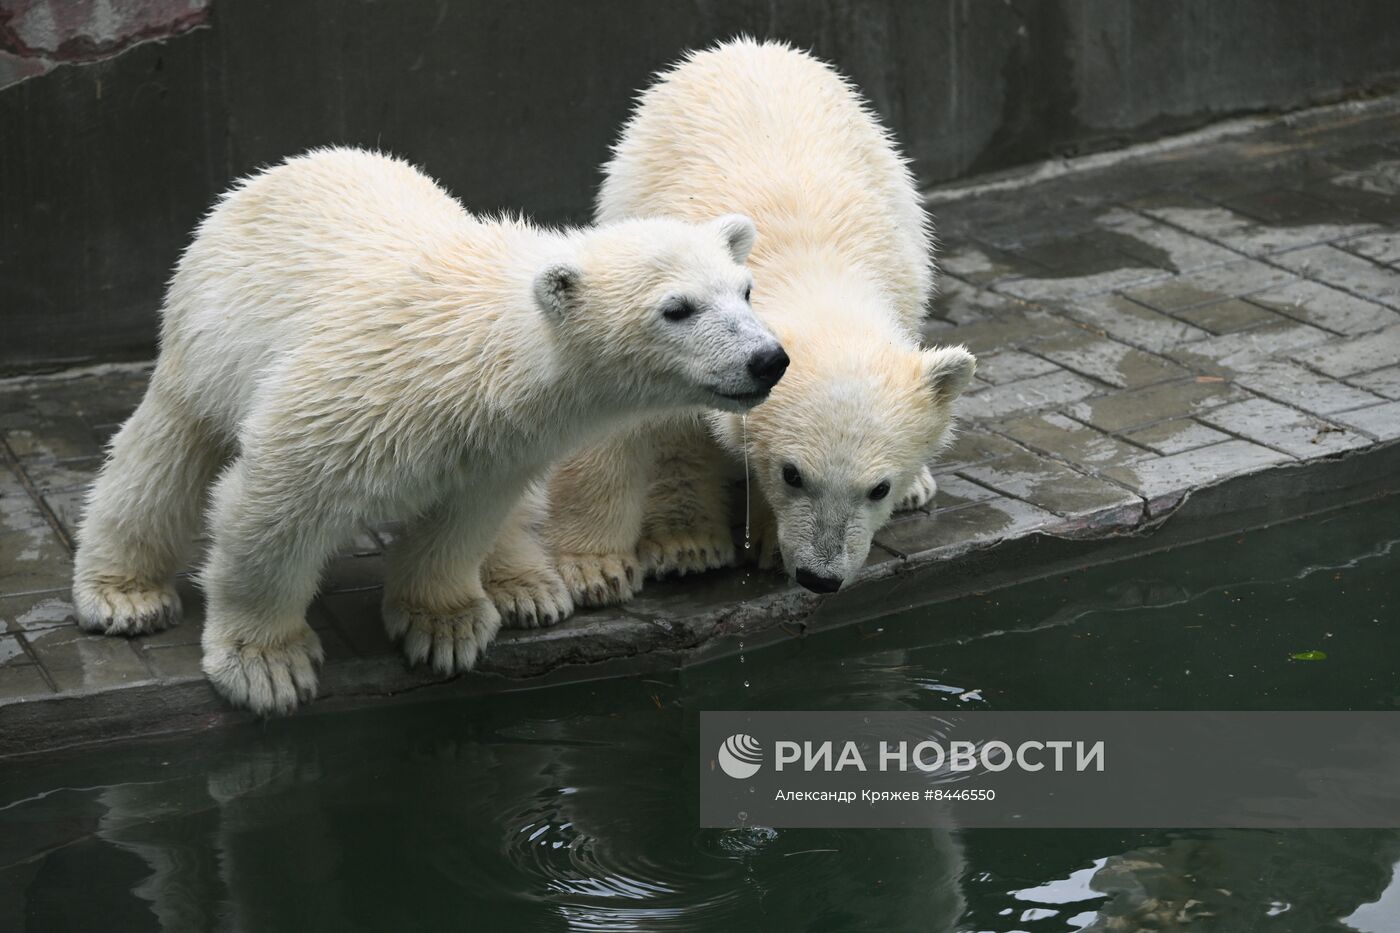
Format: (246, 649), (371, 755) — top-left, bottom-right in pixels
(1290, 650), (1328, 661)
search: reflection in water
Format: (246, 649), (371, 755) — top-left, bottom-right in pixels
(2, 498), (1399, 931)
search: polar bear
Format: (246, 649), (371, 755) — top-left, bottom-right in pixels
(548, 39), (975, 603)
(72, 147), (785, 714)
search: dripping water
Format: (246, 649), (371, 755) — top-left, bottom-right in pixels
(742, 414), (751, 552)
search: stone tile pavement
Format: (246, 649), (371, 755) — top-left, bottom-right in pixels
(4, 96), (1400, 753)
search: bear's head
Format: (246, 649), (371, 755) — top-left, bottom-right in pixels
(532, 215), (787, 411)
(717, 336), (975, 593)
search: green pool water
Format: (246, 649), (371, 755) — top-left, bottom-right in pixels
(2, 495), (1398, 932)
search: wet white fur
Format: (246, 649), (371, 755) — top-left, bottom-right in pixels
(72, 147), (774, 714)
(548, 39), (975, 602)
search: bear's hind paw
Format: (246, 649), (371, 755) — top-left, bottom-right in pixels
(487, 568), (575, 629)
(384, 596), (501, 675)
(202, 628), (324, 716)
(556, 553), (640, 608)
(640, 530), (736, 579)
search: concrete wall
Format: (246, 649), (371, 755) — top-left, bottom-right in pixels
(3, 0), (1400, 373)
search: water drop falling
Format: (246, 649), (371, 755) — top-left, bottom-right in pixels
(742, 413), (751, 551)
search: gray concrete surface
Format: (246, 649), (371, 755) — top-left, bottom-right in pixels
(3, 97), (1400, 756)
(6, 0), (1400, 372)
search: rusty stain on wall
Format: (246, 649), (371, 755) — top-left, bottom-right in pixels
(0, 0), (209, 90)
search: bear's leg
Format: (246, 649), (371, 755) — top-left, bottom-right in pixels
(547, 427), (657, 607)
(74, 384), (229, 635)
(382, 488), (513, 674)
(482, 487), (573, 629)
(638, 423), (737, 578)
(199, 458), (345, 715)
(896, 465), (939, 512)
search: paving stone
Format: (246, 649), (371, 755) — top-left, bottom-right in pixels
(1122, 259), (1298, 311)
(1031, 331), (1189, 389)
(1054, 294), (1209, 352)
(1332, 401), (1400, 441)
(319, 587), (396, 658)
(140, 643), (204, 681)
(938, 242), (1046, 287)
(0, 526), (72, 596)
(933, 429), (1025, 474)
(874, 496), (1060, 559)
(20, 457), (99, 495)
(1339, 231), (1400, 267)
(972, 351), (1061, 385)
(1168, 320), (1335, 372)
(1098, 208), (1242, 273)
(1012, 226), (1169, 277)
(0, 661), (54, 699)
(25, 624), (152, 693)
(0, 469), (46, 534)
(1100, 440), (1292, 502)
(1292, 323), (1400, 377)
(0, 589), (77, 633)
(2, 416), (103, 462)
(996, 266), (1171, 303)
(1246, 280), (1400, 335)
(1121, 419), (1233, 456)
(1139, 202), (1375, 257)
(1347, 365), (1400, 400)
(959, 450), (1140, 520)
(998, 412), (1152, 470)
(1231, 360), (1386, 415)
(1271, 245), (1400, 309)
(958, 370), (1102, 421)
(928, 475), (1000, 511)
(1216, 186), (1370, 227)
(1174, 298), (1283, 334)
(931, 308), (1078, 356)
(40, 487), (84, 540)
(1199, 398), (1371, 457)
(1068, 378), (1246, 433)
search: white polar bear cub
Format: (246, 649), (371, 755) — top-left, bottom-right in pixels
(548, 39), (976, 602)
(72, 147), (783, 714)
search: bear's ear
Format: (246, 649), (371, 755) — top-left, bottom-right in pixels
(533, 261), (583, 319)
(921, 345), (976, 400)
(711, 214), (756, 264)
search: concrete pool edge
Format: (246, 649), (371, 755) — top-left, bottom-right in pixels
(3, 438), (1395, 760)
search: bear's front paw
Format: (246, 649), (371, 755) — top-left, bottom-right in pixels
(383, 596), (501, 674)
(556, 553), (640, 608)
(202, 627), (324, 716)
(639, 529), (736, 579)
(486, 567), (574, 629)
(897, 466), (938, 512)
(74, 576), (181, 636)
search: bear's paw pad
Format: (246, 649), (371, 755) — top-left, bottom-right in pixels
(897, 466), (938, 512)
(202, 628), (324, 716)
(384, 596), (501, 674)
(640, 530), (736, 579)
(487, 568), (574, 629)
(74, 577), (182, 636)
(556, 553), (640, 607)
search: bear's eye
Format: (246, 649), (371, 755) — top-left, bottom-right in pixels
(868, 480), (891, 501)
(782, 463), (803, 488)
(662, 298), (697, 322)
(743, 285), (752, 303)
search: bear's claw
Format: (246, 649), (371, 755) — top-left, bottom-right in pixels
(383, 596), (501, 675)
(74, 577), (182, 636)
(640, 530), (735, 579)
(202, 627), (324, 716)
(897, 466), (938, 512)
(556, 552), (640, 607)
(486, 568), (574, 629)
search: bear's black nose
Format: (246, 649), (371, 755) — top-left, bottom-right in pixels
(748, 345), (790, 390)
(796, 567), (842, 594)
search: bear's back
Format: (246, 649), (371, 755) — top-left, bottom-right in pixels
(598, 39), (932, 330)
